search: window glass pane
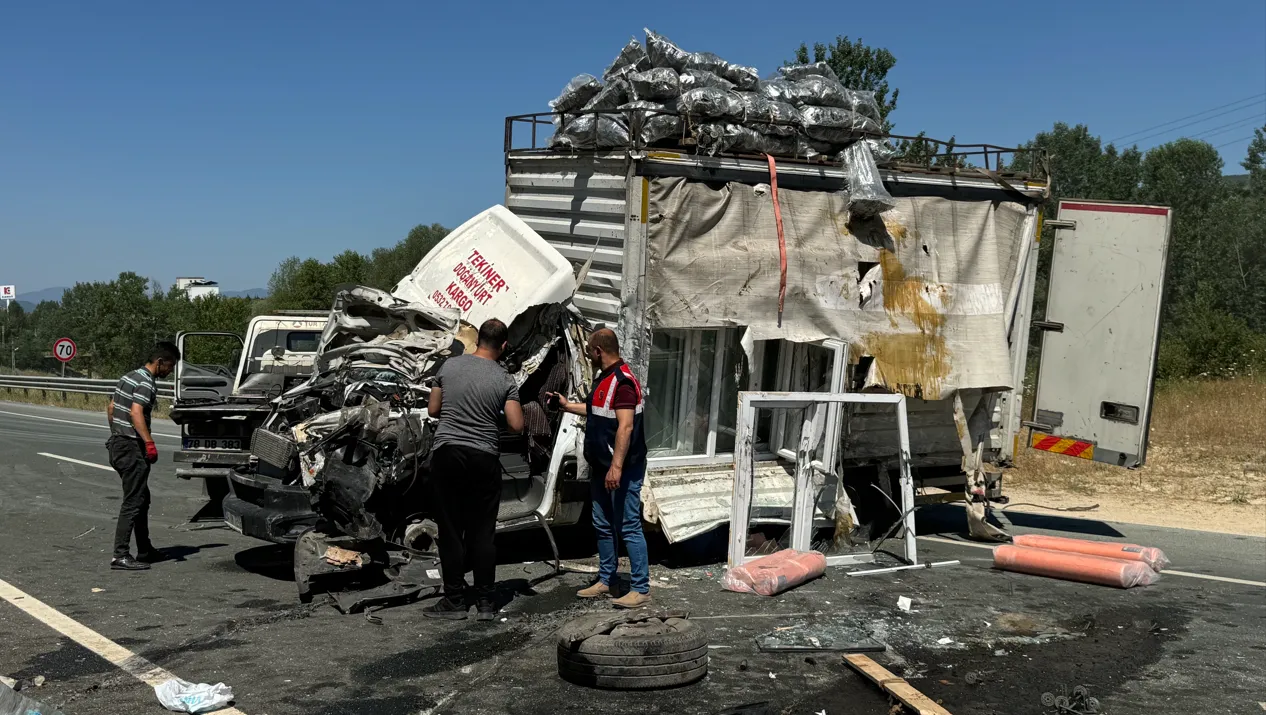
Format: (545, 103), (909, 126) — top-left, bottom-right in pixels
(646, 331), (686, 454)
(780, 344), (835, 456)
(716, 330), (747, 454)
(689, 331), (718, 452)
(755, 341), (782, 446)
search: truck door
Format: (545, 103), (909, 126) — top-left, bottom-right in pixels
(175, 331), (245, 402)
(1029, 200), (1173, 468)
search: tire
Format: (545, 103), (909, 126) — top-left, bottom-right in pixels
(559, 664), (708, 690)
(559, 653), (709, 678)
(557, 614), (709, 690)
(557, 644), (709, 667)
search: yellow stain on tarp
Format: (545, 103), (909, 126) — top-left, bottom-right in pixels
(857, 214), (952, 400)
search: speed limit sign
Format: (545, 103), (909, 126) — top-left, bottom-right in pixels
(53, 337), (77, 363)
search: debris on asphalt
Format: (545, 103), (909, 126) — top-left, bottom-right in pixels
(897, 596), (913, 612)
(322, 545), (365, 567)
(1040, 684), (1102, 714)
(755, 619), (886, 653)
(994, 544), (1161, 588)
(72, 527), (95, 539)
(154, 678), (234, 713)
(843, 654), (953, 715)
(0, 681), (63, 715)
(91, 588), (104, 593)
(937, 637), (954, 645)
(0, 678), (12, 690)
(721, 549), (826, 596)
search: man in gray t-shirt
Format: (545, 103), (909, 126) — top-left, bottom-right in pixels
(424, 318), (523, 621)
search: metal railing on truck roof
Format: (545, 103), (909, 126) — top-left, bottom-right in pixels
(504, 110), (1048, 182)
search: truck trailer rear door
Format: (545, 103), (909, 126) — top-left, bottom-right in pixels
(1029, 200), (1172, 468)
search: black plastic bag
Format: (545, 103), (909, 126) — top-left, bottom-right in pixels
(583, 79), (630, 111)
(679, 69), (734, 92)
(800, 106), (881, 143)
(604, 37), (651, 81)
(680, 87), (745, 120)
(549, 114), (630, 150)
(736, 93), (801, 136)
(684, 51), (759, 90)
(620, 101), (683, 145)
(778, 61), (840, 83)
(549, 74), (602, 113)
(645, 28), (689, 71)
(628, 68), (680, 102)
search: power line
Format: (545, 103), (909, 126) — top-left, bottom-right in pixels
(1188, 114), (1266, 140)
(1107, 93), (1266, 144)
(1215, 134), (1258, 149)
(1121, 98), (1266, 146)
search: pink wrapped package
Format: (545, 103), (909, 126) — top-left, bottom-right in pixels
(721, 549), (826, 596)
(1012, 533), (1172, 571)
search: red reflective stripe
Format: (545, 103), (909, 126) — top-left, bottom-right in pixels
(1063, 441), (1091, 457)
(1034, 436), (1061, 451)
(1061, 202), (1169, 216)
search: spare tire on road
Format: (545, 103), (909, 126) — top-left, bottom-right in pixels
(557, 611), (708, 689)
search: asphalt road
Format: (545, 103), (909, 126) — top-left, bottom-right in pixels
(1, 401), (1263, 715)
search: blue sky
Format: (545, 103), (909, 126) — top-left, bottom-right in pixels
(2, 1), (1263, 293)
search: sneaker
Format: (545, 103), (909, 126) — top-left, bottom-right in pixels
(576, 581), (610, 599)
(136, 549), (168, 563)
(110, 555), (151, 571)
(611, 591), (651, 609)
(474, 597), (497, 622)
(422, 595), (469, 620)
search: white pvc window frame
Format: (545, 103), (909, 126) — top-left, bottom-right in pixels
(729, 391), (917, 569)
(647, 327), (738, 468)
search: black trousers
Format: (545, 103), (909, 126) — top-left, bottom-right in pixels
(107, 436), (152, 559)
(430, 444), (501, 595)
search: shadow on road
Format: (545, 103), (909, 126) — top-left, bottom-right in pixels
(915, 503), (1125, 539)
(156, 543), (228, 562)
(232, 544), (295, 581)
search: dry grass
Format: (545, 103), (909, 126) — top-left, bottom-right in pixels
(0, 386), (172, 420)
(1007, 379), (1266, 506)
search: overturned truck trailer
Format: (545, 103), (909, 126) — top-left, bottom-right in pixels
(505, 126), (1052, 544)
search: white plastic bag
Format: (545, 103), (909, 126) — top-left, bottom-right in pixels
(154, 678), (234, 713)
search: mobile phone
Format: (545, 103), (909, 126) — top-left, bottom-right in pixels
(547, 393), (562, 409)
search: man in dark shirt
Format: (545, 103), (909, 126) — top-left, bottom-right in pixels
(424, 318), (524, 620)
(550, 328), (650, 608)
(106, 341), (180, 571)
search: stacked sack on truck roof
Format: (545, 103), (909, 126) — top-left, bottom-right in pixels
(547, 29), (896, 215)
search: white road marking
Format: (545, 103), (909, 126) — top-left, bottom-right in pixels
(0, 408), (181, 439)
(0, 576), (249, 714)
(1165, 570), (1266, 587)
(918, 535), (1266, 587)
(38, 452), (114, 472)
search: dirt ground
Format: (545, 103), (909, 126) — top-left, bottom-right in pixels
(1005, 379), (1266, 536)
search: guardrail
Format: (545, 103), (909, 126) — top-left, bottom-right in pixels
(0, 374), (176, 400)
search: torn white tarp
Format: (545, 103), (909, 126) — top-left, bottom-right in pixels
(645, 178), (1030, 399)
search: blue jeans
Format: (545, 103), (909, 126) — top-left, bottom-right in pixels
(590, 463), (649, 594)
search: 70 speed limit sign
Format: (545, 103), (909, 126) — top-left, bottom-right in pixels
(53, 338), (77, 363)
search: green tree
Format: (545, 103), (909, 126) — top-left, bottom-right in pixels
(790, 36), (899, 127)
(364, 223), (448, 290)
(1241, 125), (1266, 196)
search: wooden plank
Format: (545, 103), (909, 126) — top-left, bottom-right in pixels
(843, 654), (954, 715)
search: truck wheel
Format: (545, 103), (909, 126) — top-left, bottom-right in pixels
(557, 613), (708, 689)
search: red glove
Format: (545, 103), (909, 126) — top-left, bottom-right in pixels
(144, 441), (158, 463)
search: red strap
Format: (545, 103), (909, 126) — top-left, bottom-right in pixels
(766, 154), (787, 327)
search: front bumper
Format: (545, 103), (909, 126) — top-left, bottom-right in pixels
(224, 471), (317, 544)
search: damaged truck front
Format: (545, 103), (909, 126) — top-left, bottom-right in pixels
(224, 207), (592, 606)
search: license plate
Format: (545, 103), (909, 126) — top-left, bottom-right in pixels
(225, 511), (243, 532)
(183, 438), (242, 451)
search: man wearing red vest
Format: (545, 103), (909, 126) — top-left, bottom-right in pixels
(550, 328), (650, 608)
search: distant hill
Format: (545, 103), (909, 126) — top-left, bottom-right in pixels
(11, 286), (68, 312)
(222, 288), (268, 299)
(1224, 174), (1250, 189)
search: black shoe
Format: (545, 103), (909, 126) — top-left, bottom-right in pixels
(136, 548), (167, 563)
(422, 595), (469, 620)
(110, 555), (150, 571)
(475, 597), (497, 622)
